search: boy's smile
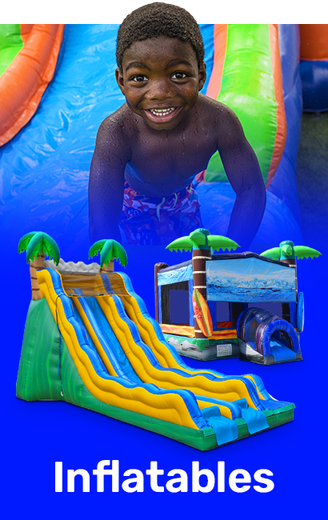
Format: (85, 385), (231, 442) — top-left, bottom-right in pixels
(116, 36), (206, 131)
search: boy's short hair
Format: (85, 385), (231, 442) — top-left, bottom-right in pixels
(116, 2), (205, 72)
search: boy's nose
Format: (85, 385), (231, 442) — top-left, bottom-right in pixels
(145, 79), (175, 101)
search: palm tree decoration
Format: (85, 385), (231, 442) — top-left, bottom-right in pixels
(166, 228), (240, 254)
(18, 231), (60, 300)
(167, 229), (239, 339)
(261, 240), (321, 324)
(261, 240), (322, 265)
(88, 239), (128, 273)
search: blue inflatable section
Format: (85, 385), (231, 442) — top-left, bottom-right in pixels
(301, 60), (328, 112)
(268, 24), (303, 225)
(0, 24), (304, 256)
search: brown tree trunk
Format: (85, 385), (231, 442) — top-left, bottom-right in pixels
(100, 260), (114, 274)
(192, 248), (211, 339)
(281, 259), (296, 267)
(29, 254), (45, 300)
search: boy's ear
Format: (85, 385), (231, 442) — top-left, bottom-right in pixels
(116, 68), (125, 95)
(198, 62), (207, 91)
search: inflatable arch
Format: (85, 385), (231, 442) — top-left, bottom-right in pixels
(237, 307), (302, 364)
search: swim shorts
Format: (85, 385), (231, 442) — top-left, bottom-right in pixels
(119, 179), (203, 245)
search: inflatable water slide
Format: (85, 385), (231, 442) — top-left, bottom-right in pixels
(0, 24), (305, 252)
(17, 252), (294, 450)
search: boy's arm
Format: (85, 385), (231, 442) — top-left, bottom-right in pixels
(88, 117), (130, 243)
(217, 106), (266, 251)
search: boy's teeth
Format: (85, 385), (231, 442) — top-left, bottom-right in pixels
(150, 108), (175, 116)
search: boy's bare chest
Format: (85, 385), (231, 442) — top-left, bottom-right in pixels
(129, 129), (216, 179)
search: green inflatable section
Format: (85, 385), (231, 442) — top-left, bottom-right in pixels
(0, 24), (23, 78)
(206, 25), (277, 184)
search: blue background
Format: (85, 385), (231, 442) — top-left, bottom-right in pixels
(3, 228), (326, 517)
(1, 23), (327, 520)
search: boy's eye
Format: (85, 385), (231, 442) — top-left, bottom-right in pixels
(131, 74), (148, 82)
(171, 72), (188, 80)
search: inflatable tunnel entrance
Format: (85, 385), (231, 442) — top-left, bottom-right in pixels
(237, 307), (302, 365)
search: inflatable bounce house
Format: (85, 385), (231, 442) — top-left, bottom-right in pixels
(156, 228), (321, 364)
(1, 23), (327, 251)
(17, 231), (296, 450)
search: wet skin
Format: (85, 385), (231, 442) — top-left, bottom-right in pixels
(89, 36), (266, 248)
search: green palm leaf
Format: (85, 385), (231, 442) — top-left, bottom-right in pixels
(88, 240), (107, 259)
(293, 246), (322, 260)
(18, 231), (38, 254)
(207, 236), (240, 252)
(166, 237), (194, 252)
(167, 229), (240, 253)
(260, 247), (281, 260)
(262, 242), (322, 261)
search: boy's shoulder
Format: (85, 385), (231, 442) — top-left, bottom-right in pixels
(198, 94), (240, 123)
(94, 104), (135, 161)
(95, 104), (140, 161)
(98, 104), (137, 138)
(197, 94), (246, 142)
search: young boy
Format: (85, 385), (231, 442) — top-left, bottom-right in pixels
(88, 2), (266, 250)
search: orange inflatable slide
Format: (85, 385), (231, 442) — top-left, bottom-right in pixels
(0, 24), (65, 146)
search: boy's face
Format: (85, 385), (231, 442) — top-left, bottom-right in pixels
(116, 36), (206, 131)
